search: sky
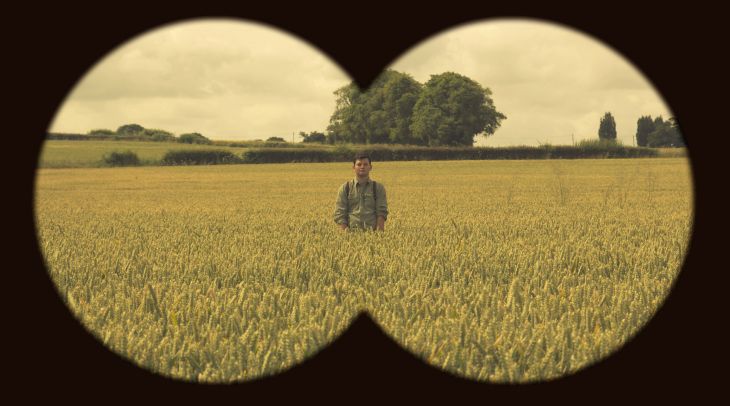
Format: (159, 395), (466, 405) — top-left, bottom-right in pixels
(50, 18), (673, 146)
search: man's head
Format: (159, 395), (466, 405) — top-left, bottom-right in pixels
(352, 153), (372, 179)
(352, 153), (372, 166)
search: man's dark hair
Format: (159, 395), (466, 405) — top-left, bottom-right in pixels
(352, 152), (372, 165)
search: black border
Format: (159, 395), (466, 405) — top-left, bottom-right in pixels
(12, 2), (722, 402)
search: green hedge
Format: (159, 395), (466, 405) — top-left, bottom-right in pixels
(242, 148), (338, 163)
(48, 133), (170, 142)
(222, 140), (317, 148)
(102, 150), (140, 167)
(241, 145), (658, 163)
(161, 149), (242, 165)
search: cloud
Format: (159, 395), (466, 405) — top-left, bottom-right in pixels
(51, 18), (673, 145)
(52, 19), (350, 138)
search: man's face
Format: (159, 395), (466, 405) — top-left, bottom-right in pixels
(353, 158), (372, 178)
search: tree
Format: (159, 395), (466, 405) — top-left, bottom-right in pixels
(636, 115), (685, 148)
(328, 82), (365, 144)
(647, 118), (685, 148)
(266, 137), (287, 143)
(647, 123), (674, 147)
(410, 72), (506, 146)
(635, 115), (655, 147)
(668, 116), (680, 132)
(116, 123), (145, 136)
(327, 69), (422, 144)
(598, 112), (617, 141)
(653, 116), (665, 128)
(327, 70), (505, 146)
(179, 132), (212, 144)
(380, 71), (422, 144)
(668, 117), (686, 147)
(299, 131), (327, 143)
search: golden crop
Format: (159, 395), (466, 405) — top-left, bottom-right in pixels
(34, 158), (693, 383)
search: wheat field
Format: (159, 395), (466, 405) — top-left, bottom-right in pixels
(34, 158), (693, 382)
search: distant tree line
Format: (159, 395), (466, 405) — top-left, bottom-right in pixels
(46, 123), (302, 145)
(595, 112), (685, 148)
(84, 124), (213, 144)
(315, 69), (506, 147)
(636, 116), (684, 147)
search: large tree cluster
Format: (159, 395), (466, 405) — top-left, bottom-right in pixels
(326, 70), (506, 146)
(635, 116), (684, 147)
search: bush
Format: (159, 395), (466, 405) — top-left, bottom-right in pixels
(242, 148), (334, 163)
(102, 150), (140, 167)
(570, 139), (657, 158)
(223, 140), (310, 148)
(143, 129), (176, 142)
(47, 132), (89, 140)
(179, 133), (212, 145)
(88, 129), (115, 136)
(332, 145), (353, 161)
(161, 149), (242, 165)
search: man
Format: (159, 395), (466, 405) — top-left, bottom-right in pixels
(334, 153), (388, 231)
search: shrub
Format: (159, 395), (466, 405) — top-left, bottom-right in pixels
(330, 145), (355, 161)
(242, 148), (334, 163)
(223, 140), (310, 148)
(143, 129), (176, 142)
(102, 150), (140, 167)
(179, 133), (212, 145)
(88, 129), (115, 136)
(570, 139), (657, 158)
(47, 132), (88, 140)
(161, 149), (242, 165)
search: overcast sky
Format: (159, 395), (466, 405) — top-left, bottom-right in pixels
(50, 18), (673, 146)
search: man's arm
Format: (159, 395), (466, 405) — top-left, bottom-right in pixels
(334, 182), (349, 230)
(375, 183), (388, 231)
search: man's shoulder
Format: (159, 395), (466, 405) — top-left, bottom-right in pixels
(372, 180), (386, 194)
(338, 180), (353, 192)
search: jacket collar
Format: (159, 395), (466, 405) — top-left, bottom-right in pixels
(353, 177), (371, 186)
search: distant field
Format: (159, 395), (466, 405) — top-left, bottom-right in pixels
(656, 147), (689, 158)
(37, 140), (251, 168)
(35, 158), (693, 383)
